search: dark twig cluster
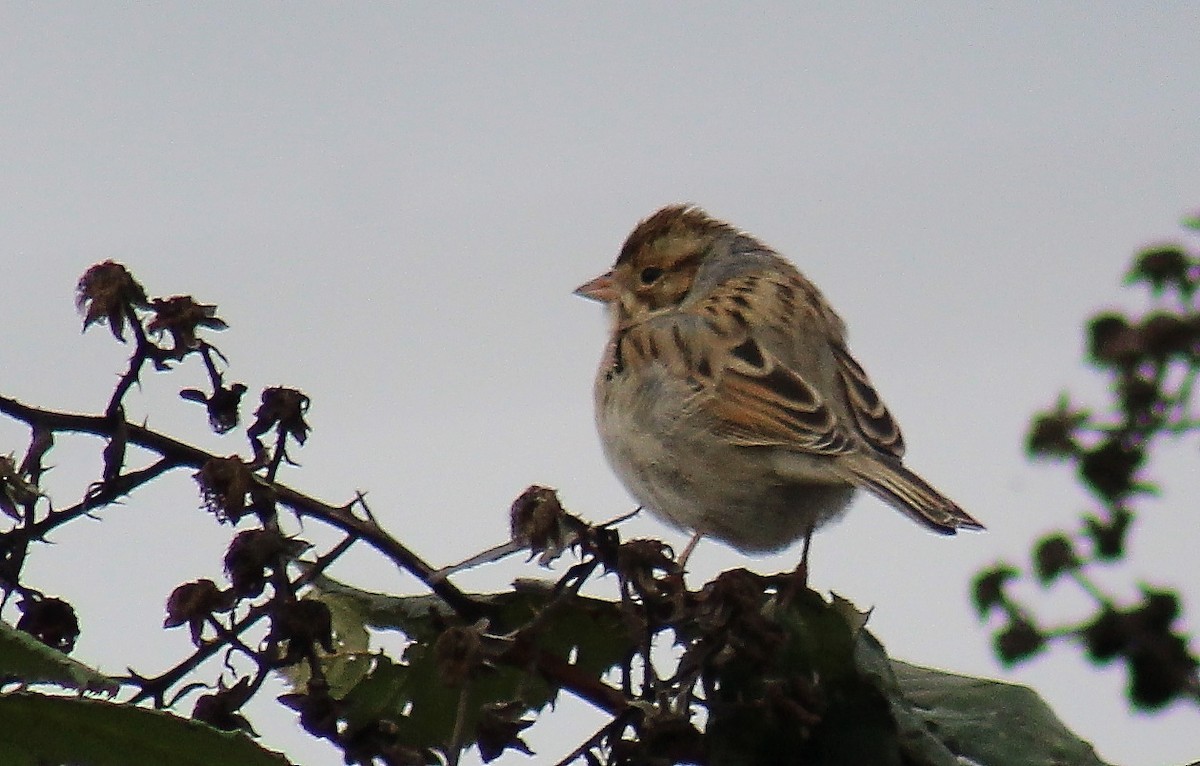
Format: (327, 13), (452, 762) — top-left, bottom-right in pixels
(973, 231), (1200, 710)
(1, 262), (497, 761)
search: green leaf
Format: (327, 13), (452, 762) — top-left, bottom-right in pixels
(888, 660), (1112, 766)
(0, 691), (293, 766)
(495, 581), (629, 681)
(302, 575), (628, 679)
(853, 631), (1113, 766)
(295, 576), (629, 755)
(336, 648), (550, 756)
(302, 575), (453, 641)
(0, 619), (118, 694)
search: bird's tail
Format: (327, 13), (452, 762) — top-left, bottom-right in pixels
(841, 454), (984, 534)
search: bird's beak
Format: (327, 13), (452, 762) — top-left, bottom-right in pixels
(574, 271), (618, 303)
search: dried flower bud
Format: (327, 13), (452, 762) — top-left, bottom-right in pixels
(76, 261), (149, 341)
(164, 578), (235, 645)
(17, 596), (80, 654)
(475, 701), (535, 762)
(248, 387), (311, 446)
(434, 622), (488, 687)
(224, 528), (310, 598)
(509, 485), (586, 565)
(195, 456), (276, 523)
(269, 600), (335, 666)
(0, 454), (41, 521)
(192, 677), (255, 733)
(147, 295), (228, 351)
(181, 383), (249, 434)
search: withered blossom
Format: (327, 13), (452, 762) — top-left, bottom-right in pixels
(17, 596), (80, 654)
(269, 600), (334, 666)
(163, 578), (235, 645)
(248, 387), (311, 446)
(0, 454), (41, 521)
(223, 528), (311, 598)
(192, 677), (256, 734)
(195, 456), (258, 522)
(180, 382), (249, 434)
(75, 261), (149, 341)
(147, 295), (228, 351)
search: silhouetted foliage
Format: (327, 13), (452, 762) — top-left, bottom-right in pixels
(974, 215), (1200, 711)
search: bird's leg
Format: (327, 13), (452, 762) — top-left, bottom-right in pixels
(796, 521), (816, 585)
(676, 531), (703, 570)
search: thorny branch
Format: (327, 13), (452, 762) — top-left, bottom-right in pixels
(0, 394), (486, 621)
(128, 534), (357, 707)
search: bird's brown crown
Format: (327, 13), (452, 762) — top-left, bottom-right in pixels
(615, 205), (735, 268)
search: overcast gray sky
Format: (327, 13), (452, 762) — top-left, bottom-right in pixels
(2, 5), (1198, 765)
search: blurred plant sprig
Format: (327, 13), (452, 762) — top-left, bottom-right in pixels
(973, 214), (1200, 710)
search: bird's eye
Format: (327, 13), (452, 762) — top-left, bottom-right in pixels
(639, 266), (664, 285)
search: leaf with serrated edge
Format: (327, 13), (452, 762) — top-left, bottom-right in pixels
(0, 619), (118, 694)
(0, 692), (292, 766)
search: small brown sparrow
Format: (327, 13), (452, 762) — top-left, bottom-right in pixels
(576, 205), (983, 565)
